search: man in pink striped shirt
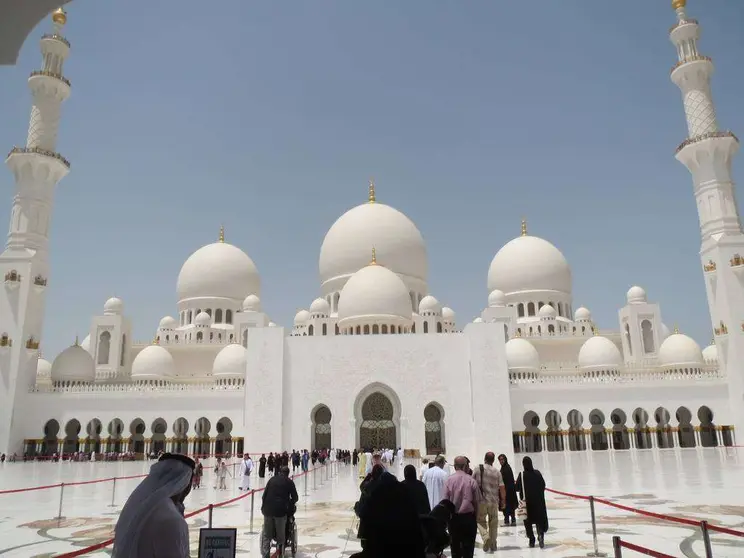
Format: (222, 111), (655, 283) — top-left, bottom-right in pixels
(444, 456), (480, 558)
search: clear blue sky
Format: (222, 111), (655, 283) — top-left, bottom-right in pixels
(2, 0), (743, 358)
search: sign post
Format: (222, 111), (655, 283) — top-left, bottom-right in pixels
(198, 527), (237, 558)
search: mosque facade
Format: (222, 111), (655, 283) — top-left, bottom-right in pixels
(1, 2), (742, 458)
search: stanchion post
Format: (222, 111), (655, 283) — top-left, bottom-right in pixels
(700, 521), (714, 558)
(208, 504), (214, 528)
(247, 490), (257, 534)
(108, 477), (117, 508)
(612, 536), (622, 558)
(313, 466), (317, 490)
(586, 496), (608, 557)
(304, 470), (308, 497)
(56, 482), (65, 520)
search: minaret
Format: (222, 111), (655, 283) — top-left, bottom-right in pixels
(670, 0), (743, 440)
(0, 8), (72, 454)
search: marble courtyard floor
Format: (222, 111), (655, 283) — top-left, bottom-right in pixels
(1, 448), (743, 557)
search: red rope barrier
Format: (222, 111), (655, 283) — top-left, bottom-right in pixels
(546, 488), (744, 537)
(619, 539), (676, 558)
(52, 464), (327, 557)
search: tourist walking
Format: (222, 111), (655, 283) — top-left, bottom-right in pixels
(497, 453), (519, 526)
(516, 456), (548, 549)
(192, 458), (203, 489)
(258, 454), (267, 479)
(402, 464), (431, 515)
(444, 456), (480, 558)
(267, 452), (275, 476)
(218, 460), (231, 490)
(472, 452), (505, 552)
(422, 455), (448, 510)
(239, 453), (254, 491)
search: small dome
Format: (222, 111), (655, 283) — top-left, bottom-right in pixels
(194, 311), (211, 326)
(159, 316), (178, 329)
(505, 338), (540, 372)
(242, 294), (262, 312)
(213, 343), (247, 379)
(538, 304), (556, 319)
(658, 332), (704, 368)
(103, 297), (123, 315)
(626, 286), (647, 305)
(310, 297), (330, 316)
(660, 322), (671, 341)
(51, 344), (95, 383)
(268, 321), (278, 327)
(578, 336), (622, 370)
(36, 357), (52, 380)
(473, 317), (484, 323)
(442, 307), (455, 322)
(294, 309), (310, 326)
(419, 295), (442, 315)
(337, 263), (412, 324)
(574, 307), (591, 321)
(131, 344), (175, 380)
(487, 289), (506, 308)
(177, 241), (260, 302)
(702, 341), (718, 363)
(488, 232), (572, 295)
(80, 334), (92, 354)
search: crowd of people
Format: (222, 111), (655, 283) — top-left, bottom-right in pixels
(353, 451), (548, 557)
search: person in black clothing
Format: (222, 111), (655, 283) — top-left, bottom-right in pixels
(497, 454), (519, 526)
(402, 464), (430, 516)
(423, 499), (455, 556)
(267, 452), (275, 476)
(351, 468), (426, 558)
(516, 456), (548, 549)
(260, 466), (298, 558)
(258, 454), (267, 479)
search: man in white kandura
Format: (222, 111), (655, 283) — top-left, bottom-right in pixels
(422, 455), (449, 510)
(239, 453), (254, 491)
(397, 447), (404, 466)
(112, 453), (195, 558)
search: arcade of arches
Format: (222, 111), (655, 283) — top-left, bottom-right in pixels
(26, 416), (244, 458)
(514, 406), (735, 453)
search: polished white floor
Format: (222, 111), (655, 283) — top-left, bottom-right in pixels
(1, 448), (743, 557)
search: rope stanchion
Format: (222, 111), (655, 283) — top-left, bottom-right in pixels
(304, 468), (308, 497)
(587, 496), (607, 557)
(208, 504), (214, 528)
(247, 490), (257, 535)
(108, 477), (117, 508)
(55, 482), (65, 520)
(612, 536), (676, 558)
(700, 521), (714, 558)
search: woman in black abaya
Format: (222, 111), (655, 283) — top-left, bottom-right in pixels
(516, 456), (548, 548)
(497, 453), (519, 525)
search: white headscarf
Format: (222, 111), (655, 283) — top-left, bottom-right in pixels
(112, 457), (194, 558)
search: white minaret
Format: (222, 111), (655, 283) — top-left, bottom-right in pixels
(670, 0), (743, 440)
(0, 8), (71, 454)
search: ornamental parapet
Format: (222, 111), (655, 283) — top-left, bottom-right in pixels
(7, 146), (71, 169)
(670, 54), (712, 74)
(29, 70), (71, 87)
(29, 380), (245, 394)
(509, 363), (723, 386)
(675, 131), (739, 154)
(41, 33), (71, 48)
(669, 18), (698, 34)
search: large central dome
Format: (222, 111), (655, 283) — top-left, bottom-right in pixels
(177, 233), (260, 302)
(319, 185), (427, 289)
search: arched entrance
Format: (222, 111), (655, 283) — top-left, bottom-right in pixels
(312, 405), (332, 451)
(424, 403), (445, 455)
(359, 392), (396, 450)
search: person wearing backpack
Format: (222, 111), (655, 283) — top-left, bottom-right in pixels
(471, 452), (505, 553)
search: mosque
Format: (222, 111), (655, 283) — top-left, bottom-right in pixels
(1, 1), (742, 460)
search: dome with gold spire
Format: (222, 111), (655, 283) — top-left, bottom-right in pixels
(52, 7), (67, 26)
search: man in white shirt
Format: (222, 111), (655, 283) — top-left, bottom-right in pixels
(422, 455), (449, 510)
(239, 453), (254, 491)
(112, 453), (194, 558)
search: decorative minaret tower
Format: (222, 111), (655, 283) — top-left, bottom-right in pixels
(0, 8), (71, 454)
(670, 0), (743, 440)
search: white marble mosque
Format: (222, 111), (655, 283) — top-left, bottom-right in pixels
(1, 2), (743, 465)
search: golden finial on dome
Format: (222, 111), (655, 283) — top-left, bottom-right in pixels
(368, 178), (376, 204)
(673, 324), (680, 334)
(592, 326), (599, 336)
(219, 225), (225, 243)
(370, 247), (378, 265)
(52, 7), (67, 26)
(153, 336), (160, 345)
(521, 218), (528, 237)
(74, 335), (79, 346)
(671, 0), (686, 10)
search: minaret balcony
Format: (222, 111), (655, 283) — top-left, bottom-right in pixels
(675, 130), (739, 155)
(29, 70), (71, 88)
(669, 18), (698, 34)
(6, 146), (70, 170)
(41, 33), (71, 48)
(670, 54), (712, 75)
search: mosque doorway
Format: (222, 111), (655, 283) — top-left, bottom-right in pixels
(359, 392), (396, 450)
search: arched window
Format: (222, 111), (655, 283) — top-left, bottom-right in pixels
(312, 406), (332, 450)
(308, 324), (314, 336)
(527, 302), (535, 316)
(120, 334), (127, 366)
(641, 320), (655, 353)
(436, 322), (443, 333)
(335, 324), (339, 335)
(517, 303), (525, 317)
(424, 404), (445, 454)
(363, 325), (370, 335)
(504, 324), (509, 342)
(423, 322), (429, 334)
(382, 324), (388, 334)
(97, 331), (111, 365)
(322, 323), (327, 336)
(548, 324), (555, 334)
(226, 310), (233, 324)
(372, 324), (379, 334)
(187, 310), (193, 324)
(242, 329), (248, 347)
(215, 309), (223, 323)
(196, 331), (203, 342)
(624, 323), (632, 356)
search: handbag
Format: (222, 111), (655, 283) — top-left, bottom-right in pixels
(516, 499), (528, 519)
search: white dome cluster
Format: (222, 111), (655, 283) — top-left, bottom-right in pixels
(419, 295), (442, 316)
(103, 297), (123, 315)
(131, 344), (174, 382)
(51, 342), (95, 384)
(488, 290), (506, 308)
(310, 297), (330, 318)
(212, 343), (247, 383)
(658, 331), (704, 370)
(505, 338), (540, 373)
(243, 295), (262, 312)
(578, 335), (622, 371)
